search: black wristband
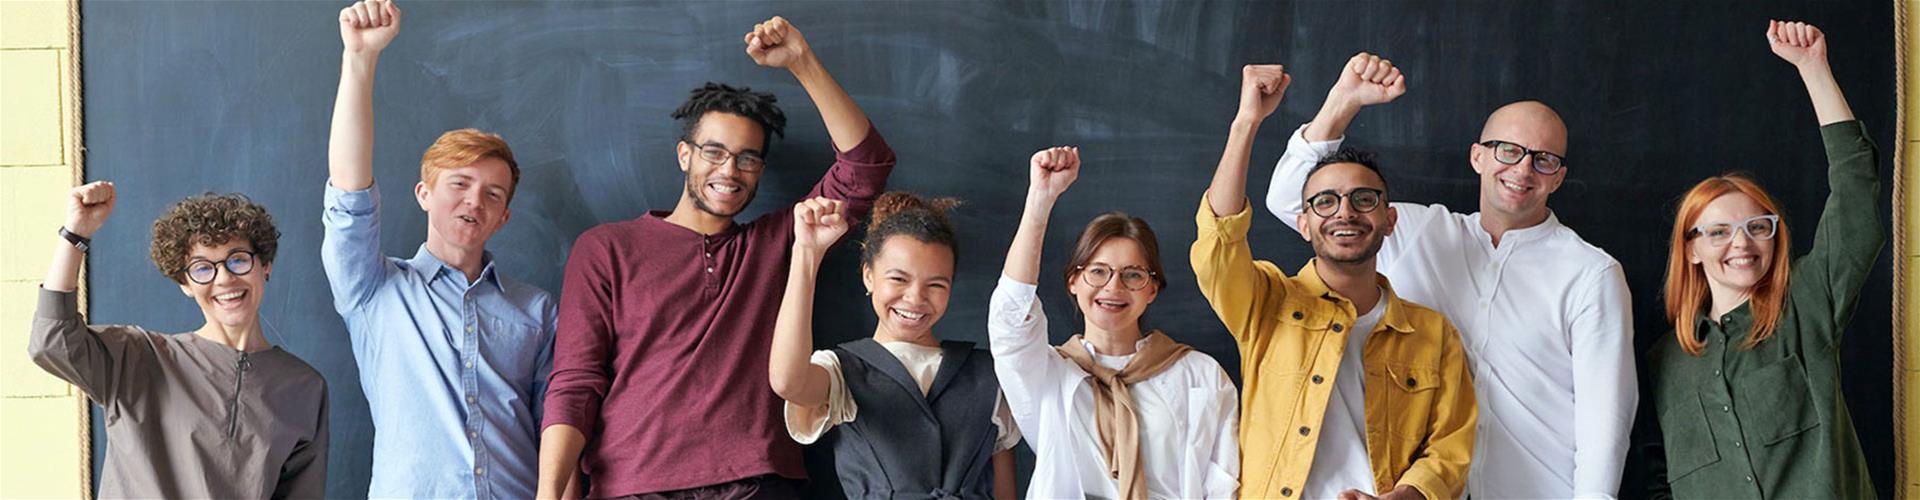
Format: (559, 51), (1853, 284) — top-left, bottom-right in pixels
(59, 227), (91, 253)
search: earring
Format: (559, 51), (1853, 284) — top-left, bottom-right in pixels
(864, 290), (872, 296)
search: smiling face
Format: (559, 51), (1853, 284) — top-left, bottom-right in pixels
(415, 156), (514, 252)
(1296, 162), (1396, 266)
(862, 236), (955, 342)
(1472, 102), (1568, 222)
(177, 239), (271, 330)
(677, 112), (768, 219)
(1068, 237), (1160, 334)
(1687, 192), (1778, 295)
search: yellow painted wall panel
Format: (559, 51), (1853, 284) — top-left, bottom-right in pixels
(1, 281), (73, 398)
(0, 50), (64, 166)
(0, 166), (71, 282)
(0, 0), (68, 49)
(0, 397), (85, 499)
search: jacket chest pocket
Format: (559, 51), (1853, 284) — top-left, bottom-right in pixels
(1382, 365), (1440, 439)
(1657, 390), (1721, 482)
(1732, 355), (1821, 446)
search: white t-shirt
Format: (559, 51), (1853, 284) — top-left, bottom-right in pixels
(784, 340), (1022, 453)
(1303, 291), (1386, 499)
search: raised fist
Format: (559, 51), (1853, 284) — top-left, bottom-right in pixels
(793, 197), (849, 255)
(745, 16), (813, 69)
(1237, 64), (1291, 122)
(1330, 52), (1406, 108)
(65, 181), (116, 238)
(340, 0), (401, 54)
(1028, 146), (1081, 198)
(1767, 20), (1827, 69)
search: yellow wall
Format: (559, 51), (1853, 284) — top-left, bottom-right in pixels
(0, 0), (89, 498)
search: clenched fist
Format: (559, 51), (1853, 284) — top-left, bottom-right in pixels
(340, 0), (401, 54)
(65, 181), (116, 238)
(745, 16), (814, 69)
(792, 197), (849, 255)
(1028, 146), (1081, 199)
(1237, 64), (1291, 123)
(1330, 52), (1406, 109)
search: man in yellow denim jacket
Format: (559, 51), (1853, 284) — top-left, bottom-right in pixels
(1193, 63), (1475, 500)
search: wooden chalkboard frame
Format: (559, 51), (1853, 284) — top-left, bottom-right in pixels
(1895, 1), (1912, 497)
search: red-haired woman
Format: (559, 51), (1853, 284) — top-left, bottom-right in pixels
(1649, 21), (1880, 498)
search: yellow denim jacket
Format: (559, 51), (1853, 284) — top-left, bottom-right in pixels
(1191, 195), (1476, 500)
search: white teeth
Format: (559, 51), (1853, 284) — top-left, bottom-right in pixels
(892, 308), (926, 321)
(1332, 230), (1360, 237)
(1501, 180), (1529, 193)
(458, 215), (476, 224)
(1094, 299), (1127, 308)
(1727, 257), (1756, 266)
(215, 291), (244, 301)
(710, 183), (740, 194)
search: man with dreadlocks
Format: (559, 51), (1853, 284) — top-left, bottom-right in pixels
(537, 16), (897, 499)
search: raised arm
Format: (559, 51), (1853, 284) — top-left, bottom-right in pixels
(31, 181), (131, 400)
(989, 147), (1080, 420)
(768, 198), (848, 407)
(1005, 148), (1078, 284)
(1207, 64), (1289, 217)
(1768, 20), (1853, 126)
(746, 16), (869, 152)
(1266, 53), (1405, 228)
(328, 0), (399, 192)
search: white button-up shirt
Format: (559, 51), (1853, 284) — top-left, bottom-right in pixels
(1266, 125), (1637, 499)
(988, 276), (1240, 499)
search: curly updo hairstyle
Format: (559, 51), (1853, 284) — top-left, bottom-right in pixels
(859, 191), (963, 269)
(149, 193), (281, 285)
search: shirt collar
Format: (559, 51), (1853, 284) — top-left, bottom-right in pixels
(1475, 210), (1565, 246)
(408, 244), (504, 292)
(1294, 259), (1416, 334)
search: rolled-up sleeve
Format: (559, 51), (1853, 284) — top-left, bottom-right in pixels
(320, 182), (394, 313)
(541, 228), (617, 438)
(803, 127), (896, 223)
(987, 276), (1071, 429)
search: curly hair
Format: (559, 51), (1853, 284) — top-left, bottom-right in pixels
(860, 191), (963, 269)
(672, 82), (788, 148)
(149, 193), (281, 284)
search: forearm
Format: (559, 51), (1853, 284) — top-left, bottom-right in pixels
(43, 237), (83, 292)
(1797, 62), (1854, 126)
(992, 450), (1016, 500)
(1003, 191), (1057, 285)
(789, 55), (870, 152)
(1304, 96), (1362, 142)
(1206, 117), (1261, 217)
(536, 425), (587, 500)
(328, 51), (379, 191)
(769, 249), (830, 406)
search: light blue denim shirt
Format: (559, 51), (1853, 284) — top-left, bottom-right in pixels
(321, 183), (556, 499)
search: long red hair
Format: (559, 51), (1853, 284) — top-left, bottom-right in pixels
(1663, 174), (1793, 356)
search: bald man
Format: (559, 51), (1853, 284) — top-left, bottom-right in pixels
(1263, 52), (1635, 499)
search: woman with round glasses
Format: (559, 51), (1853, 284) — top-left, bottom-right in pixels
(30, 183), (329, 499)
(1648, 21), (1880, 498)
(988, 146), (1239, 499)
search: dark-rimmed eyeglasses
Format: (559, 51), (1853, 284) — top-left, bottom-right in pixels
(1479, 139), (1567, 175)
(1076, 264), (1157, 291)
(1688, 214), (1780, 247)
(1306, 187), (1385, 218)
(684, 140), (767, 173)
(185, 251), (257, 285)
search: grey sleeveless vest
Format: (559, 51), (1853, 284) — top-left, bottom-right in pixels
(814, 338), (1002, 500)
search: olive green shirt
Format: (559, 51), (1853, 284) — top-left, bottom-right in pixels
(1649, 120), (1881, 499)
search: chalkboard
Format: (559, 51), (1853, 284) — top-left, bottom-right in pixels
(80, 1), (1896, 497)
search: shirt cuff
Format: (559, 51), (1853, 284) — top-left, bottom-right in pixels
(1395, 467), (1451, 500)
(1290, 123), (1346, 154)
(1195, 192), (1254, 243)
(36, 287), (79, 320)
(785, 350), (851, 444)
(323, 181), (379, 215)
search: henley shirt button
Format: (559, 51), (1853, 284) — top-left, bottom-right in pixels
(1311, 375), (1324, 384)
(706, 267), (714, 273)
(1298, 426), (1310, 436)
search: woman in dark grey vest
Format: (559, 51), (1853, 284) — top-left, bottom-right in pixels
(769, 192), (1021, 499)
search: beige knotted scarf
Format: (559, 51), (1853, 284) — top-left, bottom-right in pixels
(1054, 330), (1194, 500)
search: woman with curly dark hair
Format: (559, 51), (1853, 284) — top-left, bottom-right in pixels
(29, 181), (329, 499)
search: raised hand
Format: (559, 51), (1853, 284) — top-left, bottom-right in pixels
(1028, 146), (1081, 199)
(65, 181), (116, 238)
(1330, 52), (1406, 108)
(339, 0), (401, 54)
(745, 16), (813, 69)
(792, 197), (849, 256)
(1237, 64), (1291, 123)
(1767, 20), (1827, 70)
